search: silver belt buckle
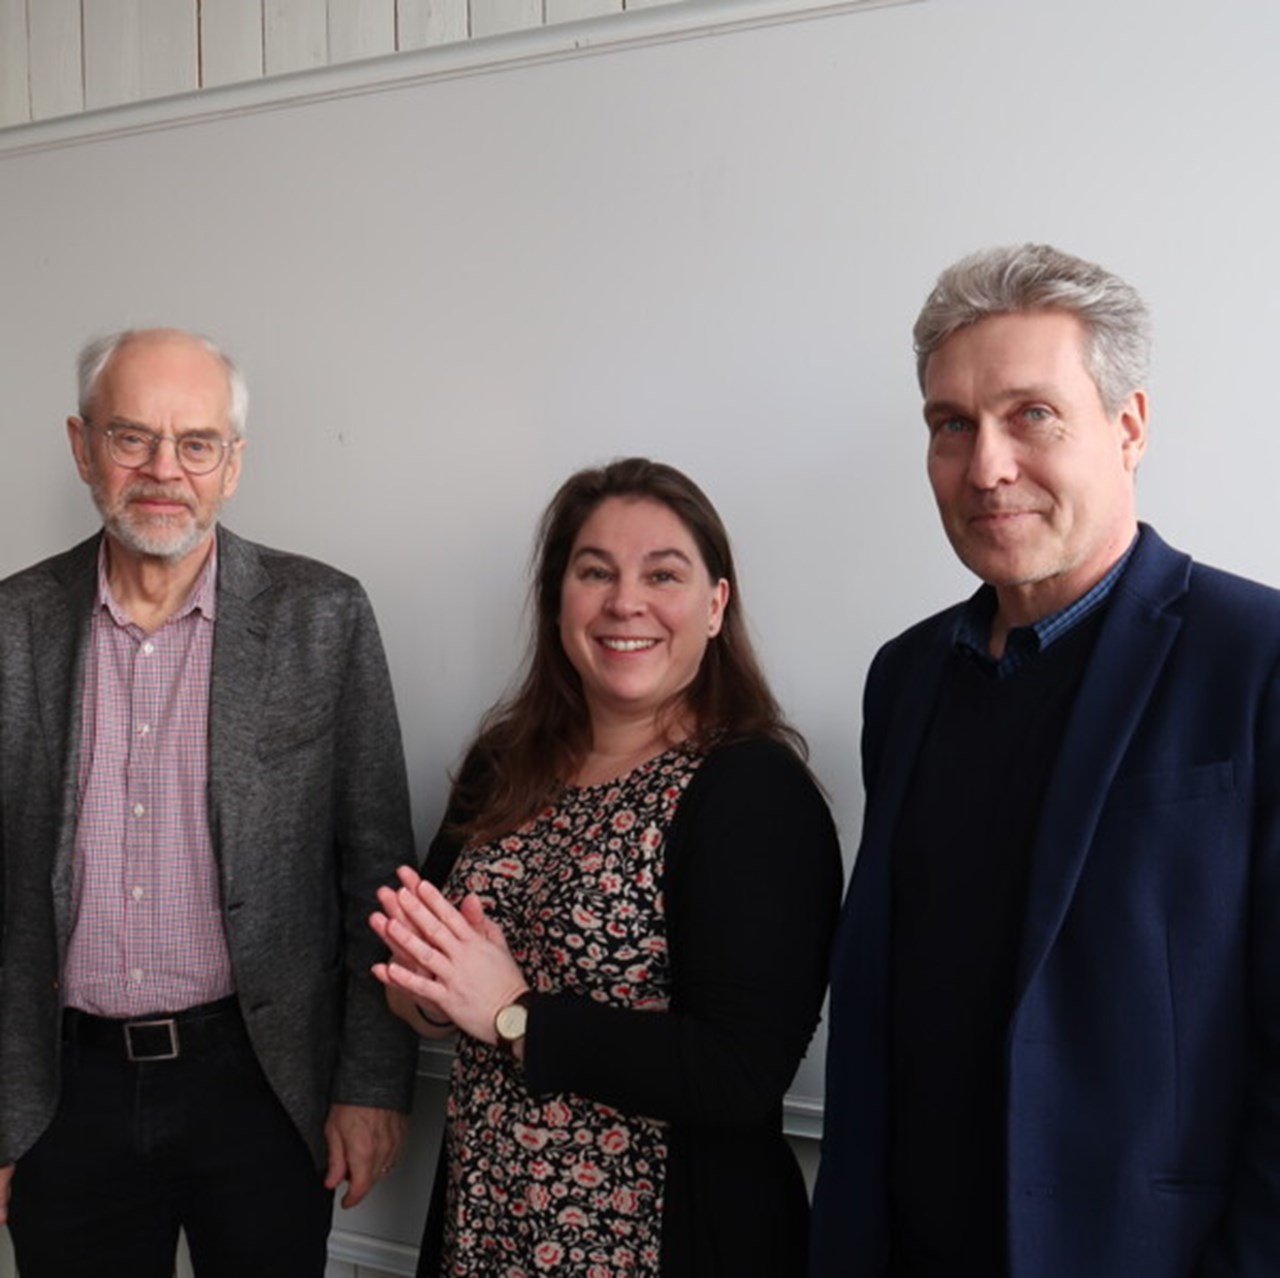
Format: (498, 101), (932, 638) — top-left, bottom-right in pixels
(124, 1017), (180, 1061)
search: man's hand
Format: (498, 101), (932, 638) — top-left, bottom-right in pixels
(323, 1104), (408, 1209)
(0, 1163), (12, 1225)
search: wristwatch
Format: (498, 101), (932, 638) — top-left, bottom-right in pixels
(494, 990), (535, 1057)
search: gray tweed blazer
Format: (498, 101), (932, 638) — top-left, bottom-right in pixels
(0, 526), (418, 1167)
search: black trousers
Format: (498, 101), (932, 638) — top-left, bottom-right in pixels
(9, 998), (334, 1278)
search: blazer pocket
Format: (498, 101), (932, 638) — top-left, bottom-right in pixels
(1151, 1174), (1229, 1196)
(1106, 761), (1235, 812)
(256, 701), (336, 759)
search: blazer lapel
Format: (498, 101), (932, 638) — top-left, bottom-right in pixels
(863, 635), (952, 877)
(1012, 527), (1191, 1008)
(207, 528), (271, 867)
(845, 611), (958, 1001)
(32, 541), (97, 786)
(34, 537), (100, 939)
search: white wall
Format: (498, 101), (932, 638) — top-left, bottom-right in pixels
(1, 0), (1278, 1270)
(0, 0), (682, 126)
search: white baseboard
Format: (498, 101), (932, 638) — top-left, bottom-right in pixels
(328, 1229), (421, 1276)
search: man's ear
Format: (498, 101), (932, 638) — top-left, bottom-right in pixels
(1117, 389), (1149, 473)
(67, 417), (94, 485)
(221, 437), (246, 500)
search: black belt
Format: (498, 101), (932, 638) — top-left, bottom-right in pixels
(62, 995), (243, 1062)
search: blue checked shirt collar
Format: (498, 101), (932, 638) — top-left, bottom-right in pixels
(953, 531), (1139, 678)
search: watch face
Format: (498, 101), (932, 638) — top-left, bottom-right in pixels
(496, 1001), (529, 1042)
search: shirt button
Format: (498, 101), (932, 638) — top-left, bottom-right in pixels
(130, 968), (144, 983)
(132, 802), (146, 818)
(138, 723), (151, 737)
(131, 886), (145, 901)
(141, 641), (155, 656)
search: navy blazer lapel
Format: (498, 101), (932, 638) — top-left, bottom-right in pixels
(207, 527), (271, 861)
(845, 608), (958, 1002)
(1012, 527), (1191, 1009)
(862, 625), (954, 877)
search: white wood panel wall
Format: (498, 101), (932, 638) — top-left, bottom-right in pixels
(26, 0), (83, 120)
(546, 0), (624, 22)
(201, 0), (266, 88)
(83, 0), (199, 111)
(264, 0), (329, 74)
(0, 0), (28, 126)
(396, 0), (468, 48)
(0, 0), (680, 128)
(329, 0), (398, 63)
(138, 0), (199, 99)
(470, 0), (544, 37)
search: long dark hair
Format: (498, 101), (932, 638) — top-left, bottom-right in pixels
(451, 458), (805, 843)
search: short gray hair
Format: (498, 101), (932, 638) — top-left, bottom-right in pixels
(913, 244), (1151, 413)
(77, 328), (249, 438)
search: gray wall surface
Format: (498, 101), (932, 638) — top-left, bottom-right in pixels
(2, 0), (1278, 1266)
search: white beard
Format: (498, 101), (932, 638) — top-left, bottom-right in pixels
(90, 475), (218, 563)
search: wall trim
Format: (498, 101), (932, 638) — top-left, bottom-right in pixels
(328, 1229), (420, 1276)
(0, 0), (919, 159)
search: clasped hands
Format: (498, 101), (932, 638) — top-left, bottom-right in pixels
(370, 866), (529, 1046)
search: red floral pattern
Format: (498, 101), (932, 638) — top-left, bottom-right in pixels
(441, 747), (704, 1276)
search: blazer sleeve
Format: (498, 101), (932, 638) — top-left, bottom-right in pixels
(521, 738), (844, 1127)
(1198, 651), (1280, 1275)
(327, 584), (419, 1112)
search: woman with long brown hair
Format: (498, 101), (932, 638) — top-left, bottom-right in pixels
(371, 458), (841, 1277)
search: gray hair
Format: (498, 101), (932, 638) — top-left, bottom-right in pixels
(913, 244), (1151, 413)
(77, 328), (249, 438)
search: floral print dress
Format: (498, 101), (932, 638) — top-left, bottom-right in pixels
(440, 746), (705, 1277)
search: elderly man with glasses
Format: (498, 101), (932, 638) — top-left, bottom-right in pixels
(0, 328), (417, 1277)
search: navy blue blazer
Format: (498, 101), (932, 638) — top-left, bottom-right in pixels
(811, 526), (1280, 1277)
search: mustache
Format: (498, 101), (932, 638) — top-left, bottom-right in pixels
(122, 483), (195, 511)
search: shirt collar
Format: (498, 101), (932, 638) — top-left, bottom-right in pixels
(954, 530), (1140, 673)
(95, 534), (219, 629)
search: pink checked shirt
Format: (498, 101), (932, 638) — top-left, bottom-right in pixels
(63, 540), (235, 1016)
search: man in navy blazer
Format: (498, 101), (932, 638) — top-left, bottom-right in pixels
(812, 245), (1280, 1277)
(0, 329), (418, 1276)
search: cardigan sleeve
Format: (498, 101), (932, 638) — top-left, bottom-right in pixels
(418, 748), (495, 887)
(521, 738), (843, 1128)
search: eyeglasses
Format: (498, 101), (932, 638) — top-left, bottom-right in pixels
(85, 419), (236, 476)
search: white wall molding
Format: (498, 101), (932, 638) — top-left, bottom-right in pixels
(328, 1229), (420, 1276)
(0, 0), (917, 158)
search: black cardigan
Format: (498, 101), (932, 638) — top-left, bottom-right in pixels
(416, 737), (843, 1278)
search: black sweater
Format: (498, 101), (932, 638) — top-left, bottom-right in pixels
(889, 611), (1103, 1277)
